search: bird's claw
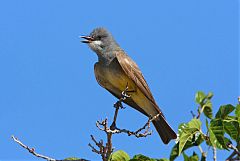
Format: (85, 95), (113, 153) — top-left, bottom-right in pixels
(121, 90), (131, 100)
(114, 101), (125, 109)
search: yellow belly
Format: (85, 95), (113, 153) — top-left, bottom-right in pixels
(94, 62), (157, 115)
(94, 60), (135, 92)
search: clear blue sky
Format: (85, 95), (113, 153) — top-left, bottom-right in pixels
(0, 0), (238, 160)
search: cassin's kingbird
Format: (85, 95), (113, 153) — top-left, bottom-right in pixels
(81, 28), (177, 144)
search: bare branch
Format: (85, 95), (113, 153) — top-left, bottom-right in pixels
(96, 114), (159, 138)
(89, 85), (157, 160)
(226, 143), (240, 161)
(225, 96), (240, 161)
(12, 135), (88, 161)
(190, 110), (196, 118)
(196, 105), (204, 119)
(88, 135), (112, 161)
(11, 135), (57, 161)
(91, 104), (157, 159)
(226, 98), (240, 160)
(226, 151), (237, 161)
(190, 111), (207, 158)
(213, 147), (217, 161)
(227, 143), (240, 156)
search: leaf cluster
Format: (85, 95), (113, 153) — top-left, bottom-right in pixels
(107, 92), (239, 161)
(170, 91), (240, 160)
(64, 92), (240, 161)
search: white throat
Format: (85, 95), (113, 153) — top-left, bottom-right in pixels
(92, 40), (102, 46)
(88, 40), (104, 55)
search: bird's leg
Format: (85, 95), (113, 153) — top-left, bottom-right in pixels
(111, 85), (131, 130)
(110, 107), (119, 130)
(121, 87), (131, 100)
(113, 85), (131, 109)
(121, 83), (136, 99)
(111, 99), (124, 130)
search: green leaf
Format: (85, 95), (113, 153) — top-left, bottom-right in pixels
(170, 133), (203, 161)
(205, 119), (211, 146)
(157, 158), (169, 161)
(179, 132), (194, 155)
(195, 91), (213, 119)
(206, 92), (213, 100)
(208, 119), (228, 149)
(130, 154), (150, 160)
(110, 150), (130, 161)
(202, 100), (213, 119)
(182, 152), (199, 161)
(182, 152), (189, 161)
(225, 116), (238, 122)
(178, 119), (202, 155)
(195, 91), (206, 105)
(129, 154), (148, 161)
(157, 159), (169, 161)
(169, 143), (179, 161)
(215, 104), (235, 119)
(189, 152), (199, 161)
(129, 154), (160, 161)
(188, 119), (201, 130)
(223, 120), (239, 140)
(209, 119), (224, 148)
(235, 104), (240, 125)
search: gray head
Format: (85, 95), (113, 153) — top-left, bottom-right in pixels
(81, 28), (120, 57)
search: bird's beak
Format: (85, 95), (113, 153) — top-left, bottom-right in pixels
(80, 36), (94, 43)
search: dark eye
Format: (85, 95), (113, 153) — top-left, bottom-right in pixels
(97, 36), (101, 40)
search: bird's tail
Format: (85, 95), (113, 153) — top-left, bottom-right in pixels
(152, 114), (177, 144)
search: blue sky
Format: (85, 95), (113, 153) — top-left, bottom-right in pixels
(0, 0), (238, 160)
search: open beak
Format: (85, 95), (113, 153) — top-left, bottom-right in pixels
(80, 36), (94, 43)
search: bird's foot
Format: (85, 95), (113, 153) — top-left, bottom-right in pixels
(121, 85), (135, 100)
(113, 85), (134, 109)
(114, 100), (125, 109)
(121, 88), (131, 100)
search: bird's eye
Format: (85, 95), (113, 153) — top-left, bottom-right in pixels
(97, 36), (101, 40)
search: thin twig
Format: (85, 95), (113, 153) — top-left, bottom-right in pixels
(89, 86), (157, 160)
(191, 111), (207, 158)
(96, 114), (159, 138)
(12, 135), (88, 161)
(88, 135), (109, 161)
(225, 98), (240, 161)
(226, 151), (237, 161)
(11, 135), (57, 161)
(226, 98), (240, 161)
(228, 143), (240, 156)
(196, 106), (204, 119)
(197, 144), (207, 159)
(226, 143), (240, 161)
(213, 147), (217, 161)
(190, 110), (196, 118)
(88, 86), (130, 161)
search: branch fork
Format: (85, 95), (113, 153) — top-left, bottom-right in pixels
(89, 86), (159, 160)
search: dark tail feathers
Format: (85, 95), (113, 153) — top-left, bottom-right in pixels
(152, 114), (177, 144)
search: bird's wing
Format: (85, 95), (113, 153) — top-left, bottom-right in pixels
(115, 50), (157, 106)
(94, 61), (149, 116)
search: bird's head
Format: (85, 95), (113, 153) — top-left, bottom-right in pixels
(81, 28), (119, 55)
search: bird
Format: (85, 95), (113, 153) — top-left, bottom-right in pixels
(81, 27), (177, 144)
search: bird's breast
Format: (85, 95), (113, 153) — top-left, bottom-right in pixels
(94, 60), (136, 94)
(94, 60), (158, 116)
